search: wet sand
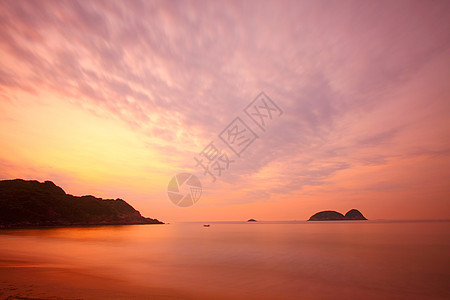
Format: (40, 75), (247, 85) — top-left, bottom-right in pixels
(0, 258), (195, 300)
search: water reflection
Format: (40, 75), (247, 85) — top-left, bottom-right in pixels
(0, 221), (449, 299)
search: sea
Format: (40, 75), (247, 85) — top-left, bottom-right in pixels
(0, 220), (449, 299)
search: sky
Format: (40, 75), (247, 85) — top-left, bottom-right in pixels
(0, 0), (449, 221)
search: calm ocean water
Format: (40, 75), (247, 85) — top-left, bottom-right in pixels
(0, 220), (449, 299)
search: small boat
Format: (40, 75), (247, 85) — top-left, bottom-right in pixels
(203, 224), (210, 227)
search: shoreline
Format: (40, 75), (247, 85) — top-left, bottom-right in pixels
(0, 222), (165, 230)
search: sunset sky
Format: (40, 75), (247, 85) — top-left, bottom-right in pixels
(0, 0), (449, 221)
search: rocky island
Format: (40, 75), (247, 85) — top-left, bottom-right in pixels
(247, 219), (257, 222)
(308, 209), (367, 221)
(0, 179), (163, 228)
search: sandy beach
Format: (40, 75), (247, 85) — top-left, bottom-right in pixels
(0, 258), (195, 300)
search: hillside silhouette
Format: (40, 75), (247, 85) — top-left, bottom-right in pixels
(308, 209), (367, 221)
(0, 179), (163, 228)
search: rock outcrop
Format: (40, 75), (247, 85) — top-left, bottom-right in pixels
(308, 209), (367, 221)
(0, 179), (163, 228)
(344, 209), (367, 220)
